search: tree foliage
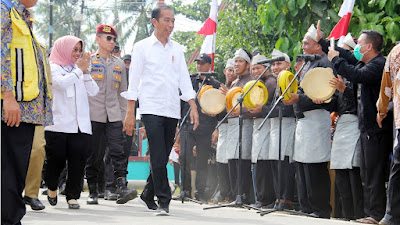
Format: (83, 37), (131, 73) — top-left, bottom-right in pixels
(171, 0), (400, 82)
(34, 0), (105, 51)
(114, 0), (156, 49)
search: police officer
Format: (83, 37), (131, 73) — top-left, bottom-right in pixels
(178, 53), (221, 202)
(85, 24), (137, 205)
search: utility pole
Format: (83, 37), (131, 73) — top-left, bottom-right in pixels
(76, 0), (84, 38)
(49, 0), (53, 47)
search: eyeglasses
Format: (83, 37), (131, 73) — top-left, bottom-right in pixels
(105, 36), (117, 42)
(73, 48), (83, 53)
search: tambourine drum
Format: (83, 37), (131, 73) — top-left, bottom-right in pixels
(198, 85), (213, 99)
(300, 67), (335, 102)
(278, 70), (298, 101)
(199, 88), (226, 114)
(226, 87), (243, 112)
(242, 81), (268, 108)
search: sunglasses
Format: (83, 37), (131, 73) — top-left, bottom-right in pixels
(73, 48), (83, 53)
(105, 36), (117, 42)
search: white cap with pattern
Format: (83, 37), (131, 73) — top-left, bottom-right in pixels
(271, 49), (291, 64)
(305, 24), (318, 42)
(233, 48), (251, 63)
(342, 33), (356, 49)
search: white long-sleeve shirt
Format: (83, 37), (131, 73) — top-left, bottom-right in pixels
(45, 63), (99, 134)
(121, 33), (195, 119)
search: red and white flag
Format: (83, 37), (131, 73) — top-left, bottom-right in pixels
(328, 0), (355, 46)
(197, 0), (218, 70)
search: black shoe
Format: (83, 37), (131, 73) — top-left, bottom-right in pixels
(309, 212), (330, 219)
(67, 200), (80, 209)
(87, 194), (98, 205)
(138, 195), (158, 211)
(47, 195), (57, 206)
(116, 178), (137, 204)
(155, 205), (169, 216)
(24, 196), (45, 210)
(280, 202), (293, 210)
(104, 190), (118, 201)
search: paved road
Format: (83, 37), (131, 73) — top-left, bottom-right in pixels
(23, 191), (361, 225)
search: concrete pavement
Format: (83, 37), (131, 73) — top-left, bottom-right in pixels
(23, 191), (361, 225)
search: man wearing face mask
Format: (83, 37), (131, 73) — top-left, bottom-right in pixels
(318, 27), (393, 224)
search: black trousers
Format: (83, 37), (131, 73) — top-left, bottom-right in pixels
(360, 130), (392, 221)
(179, 125), (214, 195)
(216, 162), (231, 200)
(173, 162), (180, 187)
(296, 162), (332, 218)
(255, 160), (275, 205)
(45, 131), (90, 201)
(86, 121), (127, 187)
(335, 168), (365, 219)
(271, 156), (295, 202)
(140, 115), (177, 207)
(1, 122), (35, 225)
(105, 132), (132, 191)
(228, 159), (252, 202)
(384, 130), (400, 222)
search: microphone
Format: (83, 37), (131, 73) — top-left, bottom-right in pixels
(296, 54), (321, 61)
(190, 72), (218, 77)
(257, 56), (285, 65)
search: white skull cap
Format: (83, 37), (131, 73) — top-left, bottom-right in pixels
(271, 49), (291, 64)
(233, 48), (251, 63)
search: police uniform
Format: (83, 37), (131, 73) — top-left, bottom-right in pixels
(85, 24), (136, 204)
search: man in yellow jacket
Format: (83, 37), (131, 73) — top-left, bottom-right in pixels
(1, 0), (52, 224)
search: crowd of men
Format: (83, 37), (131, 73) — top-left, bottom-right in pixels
(174, 21), (400, 225)
(1, 1), (400, 225)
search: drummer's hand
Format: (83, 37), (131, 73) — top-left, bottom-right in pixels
(316, 20), (323, 42)
(329, 75), (345, 92)
(231, 108), (240, 117)
(123, 100), (136, 136)
(248, 104), (262, 114)
(312, 99), (324, 104)
(328, 47), (339, 61)
(212, 129), (219, 144)
(219, 84), (229, 95)
(189, 99), (199, 131)
(283, 93), (299, 105)
(377, 112), (387, 128)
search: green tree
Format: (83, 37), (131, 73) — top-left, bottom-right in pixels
(34, 0), (105, 52)
(114, 0), (156, 49)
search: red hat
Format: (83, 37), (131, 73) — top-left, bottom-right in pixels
(96, 24), (118, 37)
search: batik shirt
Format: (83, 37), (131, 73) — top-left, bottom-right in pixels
(1, 0), (52, 125)
(377, 44), (400, 129)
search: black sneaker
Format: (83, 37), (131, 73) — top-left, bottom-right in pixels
(155, 206), (169, 216)
(138, 195), (158, 211)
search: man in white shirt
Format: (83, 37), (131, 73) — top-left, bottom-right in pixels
(122, 5), (199, 216)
